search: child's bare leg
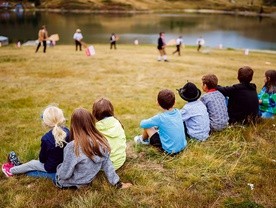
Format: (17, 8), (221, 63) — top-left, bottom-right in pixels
(142, 127), (158, 141)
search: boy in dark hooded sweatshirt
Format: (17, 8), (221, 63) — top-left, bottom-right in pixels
(217, 66), (259, 124)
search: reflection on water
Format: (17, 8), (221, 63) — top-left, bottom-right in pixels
(0, 11), (276, 50)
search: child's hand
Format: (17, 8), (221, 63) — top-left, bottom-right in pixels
(121, 182), (132, 189)
(259, 99), (262, 104)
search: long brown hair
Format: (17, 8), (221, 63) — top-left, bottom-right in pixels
(264, 69), (276, 93)
(70, 108), (110, 159)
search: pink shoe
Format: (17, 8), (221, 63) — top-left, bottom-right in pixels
(2, 162), (14, 177)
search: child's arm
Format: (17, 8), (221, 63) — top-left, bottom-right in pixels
(39, 139), (48, 163)
(102, 157), (132, 189)
(140, 114), (160, 129)
(56, 143), (77, 180)
(102, 156), (120, 185)
(217, 85), (236, 97)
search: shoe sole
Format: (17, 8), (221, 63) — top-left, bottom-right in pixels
(2, 164), (12, 177)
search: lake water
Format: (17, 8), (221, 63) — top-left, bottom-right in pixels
(0, 11), (276, 50)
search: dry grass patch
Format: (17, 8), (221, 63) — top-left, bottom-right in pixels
(0, 44), (275, 207)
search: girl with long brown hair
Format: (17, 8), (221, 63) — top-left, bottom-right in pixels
(55, 108), (131, 189)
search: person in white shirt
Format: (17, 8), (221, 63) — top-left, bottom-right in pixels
(172, 36), (183, 56)
(73, 29), (83, 51)
(197, 36), (205, 52)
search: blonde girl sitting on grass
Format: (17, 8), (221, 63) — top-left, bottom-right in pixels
(55, 108), (132, 189)
(2, 105), (70, 180)
(92, 98), (126, 170)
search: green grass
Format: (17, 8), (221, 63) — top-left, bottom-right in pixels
(0, 44), (275, 207)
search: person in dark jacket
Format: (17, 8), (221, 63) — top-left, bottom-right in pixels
(157, 32), (168, 62)
(217, 66), (259, 124)
(2, 105), (70, 179)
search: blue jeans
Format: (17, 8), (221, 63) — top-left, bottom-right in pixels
(26, 170), (56, 182)
(260, 111), (274, 118)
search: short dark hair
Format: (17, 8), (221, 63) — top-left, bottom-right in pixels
(202, 74), (218, 89)
(92, 98), (114, 121)
(238, 66), (254, 83)
(157, 89), (175, 110)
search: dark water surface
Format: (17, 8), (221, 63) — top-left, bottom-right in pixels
(0, 11), (276, 50)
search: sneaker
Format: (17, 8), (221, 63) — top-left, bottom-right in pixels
(8, 151), (21, 166)
(164, 60), (169, 62)
(134, 135), (150, 145)
(2, 162), (14, 177)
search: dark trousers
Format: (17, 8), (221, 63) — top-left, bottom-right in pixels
(197, 44), (202, 52)
(75, 40), (82, 51)
(35, 41), (47, 53)
(110, 41), (116, 49)
(173, 45), (181, 55)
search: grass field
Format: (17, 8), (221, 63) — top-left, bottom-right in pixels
(0, 43), (275, 208)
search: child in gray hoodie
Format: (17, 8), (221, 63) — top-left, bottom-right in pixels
(55, 108), (131, 189)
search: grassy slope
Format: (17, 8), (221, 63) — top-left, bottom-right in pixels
(16, 0), (275, 12)
(0, 44), (275, 208)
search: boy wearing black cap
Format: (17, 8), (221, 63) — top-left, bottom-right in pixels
(177, 82), (210, 141)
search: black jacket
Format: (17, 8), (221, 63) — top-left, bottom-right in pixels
(217, 83), (259, 124)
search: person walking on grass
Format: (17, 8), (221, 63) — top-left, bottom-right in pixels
(35, 25), (48, 53)
(92, 98), (127, 170)
(2, 105), (70, 180)
(55, 108), (132, 189)
(157, 32), (168, 62)
(110, 33), (117, 49)
(73, 29), (83, 51)
(172, 36), (183, 56)
(134, 89), (187, 156)
(258, 69), (276, 118)
(197, 36), (205, 52)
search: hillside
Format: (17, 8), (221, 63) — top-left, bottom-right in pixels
(7, 0), (276, 13)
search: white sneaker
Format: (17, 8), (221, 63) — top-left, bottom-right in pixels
(134, 135), (150, 145)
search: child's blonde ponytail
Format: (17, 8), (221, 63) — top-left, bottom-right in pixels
(42, 105), (67, 148)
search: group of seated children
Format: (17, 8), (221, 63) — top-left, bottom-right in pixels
(134, 66), (275, 154)
(2, 66), (275, 189)
(2, 99), (131, 189)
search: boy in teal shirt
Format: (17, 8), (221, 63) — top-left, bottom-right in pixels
(134, 89), (187, 155)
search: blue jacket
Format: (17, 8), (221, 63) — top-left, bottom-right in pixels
(39, 127), (70, 172)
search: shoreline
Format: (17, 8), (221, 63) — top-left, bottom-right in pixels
(6, 43), (276, 54)
(3, 7), (276, 17)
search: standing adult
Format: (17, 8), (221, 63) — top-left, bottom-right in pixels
(172, 36), (183, 56)
(110, 33), (117, 49)
(197, 36), (205, 52)
(157, 32), (168, 62)
(73, 29), (83, 51)
(35, 25), (48, 53)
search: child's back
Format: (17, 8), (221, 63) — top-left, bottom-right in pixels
(177, 82), (210, 141)
(135, 89), (187, 155)
(96, 116), (126, 170)
(93, 98), (126, 170)
(217, 66), (259, 124)
(140, 108), (187, 154)
(201, 91), (228, 131)
(258, 69), (276, 118)
(201, 74), (229, 131)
